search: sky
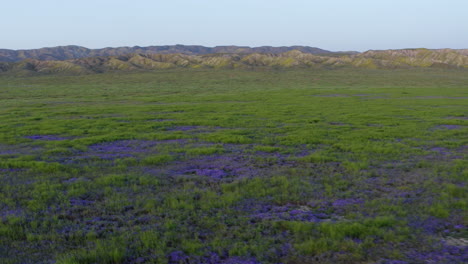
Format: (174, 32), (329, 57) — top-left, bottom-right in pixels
(2, 0), (467, 51)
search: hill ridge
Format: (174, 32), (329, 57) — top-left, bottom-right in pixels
(0, 48), (467, 75)
(0, 45), (337, 62)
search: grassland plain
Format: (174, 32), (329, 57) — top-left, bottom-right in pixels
(0, 68), (467, 264)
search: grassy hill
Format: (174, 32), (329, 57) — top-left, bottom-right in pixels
(0, 48), (467, 75)
(0, 45), (334, 62)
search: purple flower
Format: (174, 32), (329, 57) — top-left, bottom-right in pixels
(69, 199), (94, 206)
(193, 168), (228, 179)
(168, 251), (189, 263)
(332, 199), (364, 207)
(381, 260), (409, 264)
(436, 125), (463, 130)
(167, 126), (203, 131)
(249, 204), (329, 222)
(25, 135), (68, 141)
(221, 257), (262, 264)
(406, 243), (468, 263)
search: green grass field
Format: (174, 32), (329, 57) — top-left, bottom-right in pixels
(0, 68), (467, 263)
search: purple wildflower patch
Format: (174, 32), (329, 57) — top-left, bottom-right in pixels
(168, 251), (190, 263)
(59, 139), (190, 164)
(192, 168), (228, 179)
(221, 257), (262, 264)
(0, 209), (24, 220)
(167, 125), (204, 131)
(149, 118), (175, 122)
(332, 198), (364, 207)
(0, 168), (24, 173)
(408, 216), (465, 234)
(429, 147), (452, 155)
(62, 177), (90, 184)
(245, 202), (330, 223)
(329, 122), (347, 126)
(445, 116), (468, 120)
(25, 135), (68, 141)
(88, 140), (159, 153)
(380, 260), (409, 264)
(167, 251), (261, 264)
(170, 154), (266, 180)
(406, 242), (468, 264)
(434, 125), (464, 130)
(0, 144), (42, 156)
(69, 199), (94, 206)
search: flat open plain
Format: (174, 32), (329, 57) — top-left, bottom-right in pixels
(0, 69), (467, 263)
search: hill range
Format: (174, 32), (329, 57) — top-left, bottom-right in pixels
(0, 45), (342, 62)
(0, 45), (466, 75)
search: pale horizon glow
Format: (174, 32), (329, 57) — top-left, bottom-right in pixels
(1, 0), (467, 52)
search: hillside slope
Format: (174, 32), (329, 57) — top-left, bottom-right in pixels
(0, 45), (334, 62)
(0, 49), (466, 75)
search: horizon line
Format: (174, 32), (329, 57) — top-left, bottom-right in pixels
(2, 44), (467, 53)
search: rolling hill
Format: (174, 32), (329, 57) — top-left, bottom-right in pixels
(0, 45), (336, 63)
(0, 48), (466, 75)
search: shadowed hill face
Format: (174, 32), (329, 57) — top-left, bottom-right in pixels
(0, 45), (333, 62)
(0, 62), (11, 72)
(0, 48), (467, 75)
(0, 46), (92, 62)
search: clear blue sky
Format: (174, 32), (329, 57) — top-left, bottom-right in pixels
(2, 0), (467, 51)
